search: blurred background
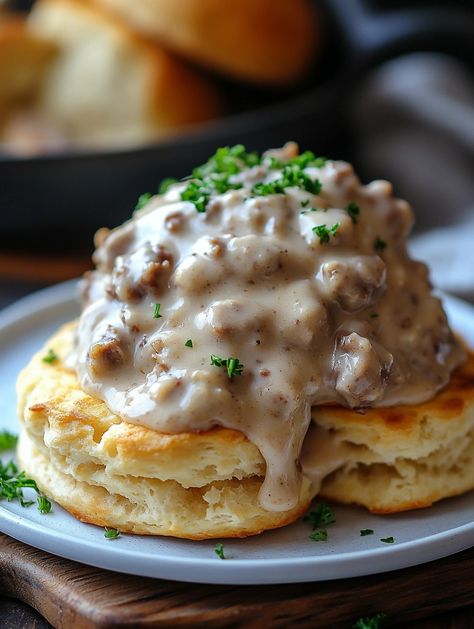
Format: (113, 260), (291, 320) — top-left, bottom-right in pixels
(0, 0), (473, 307)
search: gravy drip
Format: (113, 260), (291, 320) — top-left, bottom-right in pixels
(71, 144), (464, 512)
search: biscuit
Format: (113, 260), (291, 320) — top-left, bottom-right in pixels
(314, 356), (474, 513)
(28, 0), (220, 148)
(17, 323), (312, 539)
(91, 0), (320, 85)
(17, 322), (474, 537)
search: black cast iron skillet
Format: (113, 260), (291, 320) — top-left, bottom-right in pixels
(0, 0), (473, 252)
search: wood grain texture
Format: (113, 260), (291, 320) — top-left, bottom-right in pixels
(0, 533), (473, 628)
(0, 598), (52, 629)
(2, 599), (473, 629)
(395, 607), (474, 629)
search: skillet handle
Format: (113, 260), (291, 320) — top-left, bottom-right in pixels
(324, 0), (474, 71)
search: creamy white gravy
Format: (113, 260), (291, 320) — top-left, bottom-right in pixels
(71, 143), (464, 512)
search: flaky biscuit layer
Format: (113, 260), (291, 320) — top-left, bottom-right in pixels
(313, 349), (474, 512)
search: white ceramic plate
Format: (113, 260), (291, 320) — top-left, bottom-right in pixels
(0, 281), (473, 585)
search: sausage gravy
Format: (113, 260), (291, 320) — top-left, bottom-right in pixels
(70, 143), (464, 512)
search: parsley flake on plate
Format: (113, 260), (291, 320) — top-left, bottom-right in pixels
(37, 494), (52, 514)
(304, 502), (336, 529)
(0, 431), (18, 453)
(184, 339), (193, 348)
(309, 529), (328, 542)
(0, 459), (52, 513)
(104, 527), (120, 540)
(153, 303), (163, 319)
(42, 348), (58, 365)
(360, 529), (374, 536)
(214, 543), (225, 559)
(380, 536), (395, 544)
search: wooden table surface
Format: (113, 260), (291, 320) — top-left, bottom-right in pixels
(1, 259), (473, 629)
(1, 531), (474, 629)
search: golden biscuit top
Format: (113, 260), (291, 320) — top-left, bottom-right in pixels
(68, 143), (464, 513)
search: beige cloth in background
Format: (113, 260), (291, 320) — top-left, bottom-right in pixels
(353, 53), (474, 302)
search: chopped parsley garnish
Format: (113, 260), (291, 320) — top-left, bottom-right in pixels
(309, 529), (328, 542)
(214, 542), (225, 559)
(312, 223), (339, 244)
(37, 494), (52, 514)
(158, 177), (178, 194)
(353, 613), (386, 629)
(181, 180), (212, 213)
(374, 237), (387, 252)
(104, 527), (120, 540)
(153, 303), (162, 319)
(346, 201), (360, 224)
(0, 459), (52, 513)
(36, 495), (52, 513)
(184, 339), (193, 348)
(380, 536), (395, 544)
(135, 192), (152, 211)
(180, 145), (260, 212)
(289, 150), (327, 169)
(253, 164), (321, 197)
(178, 145), (325, 212)
(268, 156), (283, 170)
(42, 348), (58, 365)
(304, 502), (336, 529)
(226, 358), (244, 378)
(267, 151), (326, 170)
(360, 528), (374, 536)
(211, 355), (244, 378)
(313, 156), (328, 168)
(301, 199), (310, 208)
(194, 144), (260, 179)
(0, 431), (18, 453)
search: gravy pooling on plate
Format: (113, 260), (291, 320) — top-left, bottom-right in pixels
(70, 143), (464, 512)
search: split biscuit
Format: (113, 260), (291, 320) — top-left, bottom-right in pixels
(314, 354), (474, 513)
(17, 322), (474, 538)
(17, 323), (312, 539)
